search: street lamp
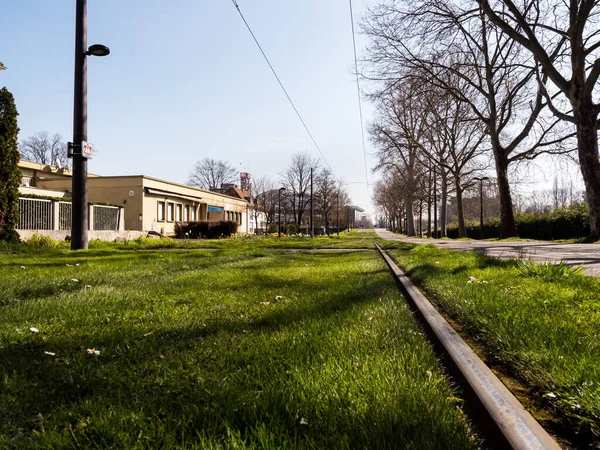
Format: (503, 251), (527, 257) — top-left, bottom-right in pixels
(473, 177), (489, 239)
(71, 0), (110, 250)
(278, 187), (286, 238)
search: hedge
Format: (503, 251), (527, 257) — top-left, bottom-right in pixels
(446, 203), (590, 240)
(174, 221), (238, 239)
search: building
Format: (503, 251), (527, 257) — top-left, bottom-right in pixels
(16, 160), (250, 238)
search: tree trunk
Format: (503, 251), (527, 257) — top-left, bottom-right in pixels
(492, 142), (517, 237)
(440, 170), (448, 238)
(406, 194), (416, 236)
(574, 107), (600, 237)
(455, 179), (467, 238)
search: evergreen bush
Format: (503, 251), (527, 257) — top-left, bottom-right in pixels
(0, 87), (20, 243)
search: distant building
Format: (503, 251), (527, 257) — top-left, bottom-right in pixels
(16, 160), (250, 238)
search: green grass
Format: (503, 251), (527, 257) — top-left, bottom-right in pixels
(380, 240), (600, 445)
(3, 230), (378, 253)
(0, 245), (476, 449)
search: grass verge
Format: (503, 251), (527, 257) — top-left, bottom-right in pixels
(380, 240), (600, 447)
(0, 247), (476, 449)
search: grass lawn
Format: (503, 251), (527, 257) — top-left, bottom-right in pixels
(380, 240), (600, 446)
(0, 245), (476, 449)
(5, 230), (378, 253)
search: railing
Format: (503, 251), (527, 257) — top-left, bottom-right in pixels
(17, 198), (52, 230)
(17, 198), (122, 232)
(93, 205), (120, 231)
(59, 202), (72, 230)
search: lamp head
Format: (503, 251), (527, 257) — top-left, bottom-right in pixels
(86, 44), (110, 57)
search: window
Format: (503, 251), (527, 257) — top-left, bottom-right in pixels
(167, 203), (174, 222)
(176, 204), (182, 222)
(157, 201), (165, 221)
(191, 207), (196, 221)
(184, 205), (189, 222)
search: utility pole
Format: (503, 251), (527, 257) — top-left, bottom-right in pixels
(433, 167), (438, 239)
(310, 167), (314, 238)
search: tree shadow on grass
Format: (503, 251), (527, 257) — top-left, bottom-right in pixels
(0, 252), (473, 449)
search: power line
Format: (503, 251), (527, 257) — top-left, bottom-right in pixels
(348, 0), (370, 199)
(230, 0), (340, 183)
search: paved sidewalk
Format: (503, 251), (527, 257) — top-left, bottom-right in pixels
(376, 229), (600, 276)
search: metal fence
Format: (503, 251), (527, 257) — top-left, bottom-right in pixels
(17, 198), (52, 230)
(59, 202), (72, 230)
(93, 205), (120, 230)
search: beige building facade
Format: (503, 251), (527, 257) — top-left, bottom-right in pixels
(36, 175), (249, 235)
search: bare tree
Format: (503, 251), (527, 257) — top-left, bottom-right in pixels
(20, 132), (68, 168)
(314, 168), (338, 234)
(280, 151), (320, 226)
(362, 0), (573, 236)
(187, 158), (237, 190)
(371, 80), (431, 236)
(476, 0), (600, 236)
(251, 175), (276, 232)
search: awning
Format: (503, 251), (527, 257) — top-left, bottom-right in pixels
(146, 187), (202, 203)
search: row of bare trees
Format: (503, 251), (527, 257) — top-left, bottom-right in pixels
(364, 0), (599, 236)
(188, 151), (351, 233)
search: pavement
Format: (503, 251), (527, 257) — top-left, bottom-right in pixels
(375, 229), (600, 276)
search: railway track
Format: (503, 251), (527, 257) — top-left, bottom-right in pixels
(375, 241), (562, 450)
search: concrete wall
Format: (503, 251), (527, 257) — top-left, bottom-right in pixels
(38, 176), (145, 231)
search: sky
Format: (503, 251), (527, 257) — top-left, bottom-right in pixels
(1, 1), (378, 217)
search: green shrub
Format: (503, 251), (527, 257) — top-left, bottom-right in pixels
(23, 233), (62, 248)
(285, 224), (300, 235)
(267, 223), (278, 234)
(446, 203), (590, 240)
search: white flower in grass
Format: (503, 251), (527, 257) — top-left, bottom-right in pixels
(66, 264), (73, 267)
(71, 279), (79, 283)
(299, 417), (308, 425)
(75, 264), (80, 267)
(260, 302), (270, 305)
(467, 276), (477, 284)
(44, 351), (56, 356)
(85, 285), (92, 289)
(435, 262), (440, 265)
(20, 266), (25, 269)
(545, 392), (557, 398)
(275, 295), (283, 301)
(87, 348), (101, 356)
(29, 327), (40, 333)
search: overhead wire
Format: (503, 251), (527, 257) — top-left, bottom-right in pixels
(230, 0), (341, 184)
(348, 0), (370, 200)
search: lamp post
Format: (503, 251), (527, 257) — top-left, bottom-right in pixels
(71, 0), (110, 250)
(278, 187), (286, 238)
(336, 192), (339, 237)
(473, 177), (489, 239)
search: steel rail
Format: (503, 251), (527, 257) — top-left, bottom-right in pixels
(375, 242), (561, 450)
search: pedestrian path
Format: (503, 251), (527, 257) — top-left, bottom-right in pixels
(375, 229), (600, 276)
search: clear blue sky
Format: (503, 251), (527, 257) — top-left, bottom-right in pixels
(1, 1), (377, 216)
